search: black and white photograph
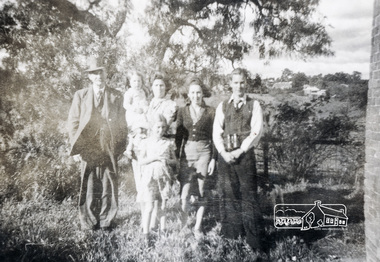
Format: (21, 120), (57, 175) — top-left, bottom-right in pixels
(0, 0), (375, 261)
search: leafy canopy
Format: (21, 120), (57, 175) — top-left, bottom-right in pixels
(141, 0), (333, 72)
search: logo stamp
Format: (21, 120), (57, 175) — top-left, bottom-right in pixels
(274, 200), (348, 230)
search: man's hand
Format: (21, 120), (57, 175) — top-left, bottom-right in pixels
(124, 149), (133, 159)
(221, 151), (236, 164)
(207, 159), (216, 175)
(73, 155), (82, 162)
(230, 148), (244, 160)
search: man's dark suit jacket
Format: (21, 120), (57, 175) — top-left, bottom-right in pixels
(67, 86), (127, 159)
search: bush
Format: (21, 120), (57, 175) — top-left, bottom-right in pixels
(0, 129), (80, 202)
(265, 101), (359, 183)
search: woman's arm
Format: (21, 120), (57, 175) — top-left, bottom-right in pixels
(166, 142), (178, 167)
(123, 90), (133, 111)
(174, 107), (184, 159)
(206, 107), (217, 175)
(139, 156), (160, 166)
(164, 100), (178, 127)
(124, 140), (134, 159)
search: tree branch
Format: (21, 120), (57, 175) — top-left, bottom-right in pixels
(45, 0), (112, 37)
(111, 9), (128, 37)
(175, 18), (204, 39)
(250, 0), (263, 14)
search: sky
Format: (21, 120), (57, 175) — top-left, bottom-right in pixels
(243, 0), (374, 79)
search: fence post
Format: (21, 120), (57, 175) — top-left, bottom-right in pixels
(263, 141), (269, 184)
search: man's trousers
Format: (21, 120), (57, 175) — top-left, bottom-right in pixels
(78, 159), (118, 230)
(217, 149), (261, 250)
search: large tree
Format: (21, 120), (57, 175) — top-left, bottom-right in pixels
(141, 0), (333, 73)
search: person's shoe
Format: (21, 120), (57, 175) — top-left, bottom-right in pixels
(100, 226), (112, 232)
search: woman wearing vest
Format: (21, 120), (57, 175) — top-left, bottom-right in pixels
(175, 76), (216, 238)
(213, 68), (264, 251)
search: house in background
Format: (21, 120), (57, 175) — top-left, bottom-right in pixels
(265, 77), (275, 87)
(270, 81), (292, 90)
(303, 85), (327, 100)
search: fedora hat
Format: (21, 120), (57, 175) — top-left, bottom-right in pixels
(85, 56), (104, 72)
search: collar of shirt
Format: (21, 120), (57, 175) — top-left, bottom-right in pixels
(151, 97), (166, 105)
(130, 87), (145, 95)
(152, 97), (165, 102)
(228, 94), (247, 105)
(93, 87), (105, 97)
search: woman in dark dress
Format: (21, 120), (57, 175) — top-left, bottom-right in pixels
(175, 77), (216, 237)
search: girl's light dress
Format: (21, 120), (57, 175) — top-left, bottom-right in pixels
(146, 97), (177, 136)
(138, 137), (175, 202)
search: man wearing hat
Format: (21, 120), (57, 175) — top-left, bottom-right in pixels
(67, 57), (127, 230)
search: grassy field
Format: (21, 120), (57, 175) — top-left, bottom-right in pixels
(0, 169), (365, 262)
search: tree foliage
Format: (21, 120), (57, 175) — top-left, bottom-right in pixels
(280, 68), (293, 81)
(141, 0), (333, 79)
(291, 72), (309, 90)
(322, 72), (368, 109)
(264, 101), (359, 182)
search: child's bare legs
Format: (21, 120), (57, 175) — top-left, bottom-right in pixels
(194, 178), (205, 235)
(139, 203), (144, 231)
(160, 199), (167, 231)
(181, 200), (189, 228)
(149, 199), (167, 233)
(142, 201), (154, 235)
(194, 206), (204, 232)
(180, 183), (191, 228)
(149, 200), (159, 231)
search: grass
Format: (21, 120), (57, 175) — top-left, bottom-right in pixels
(0, 186), (260, 262)
(0, 176), (366, 262)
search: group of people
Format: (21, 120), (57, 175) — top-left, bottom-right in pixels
(67, 57), (264, 251)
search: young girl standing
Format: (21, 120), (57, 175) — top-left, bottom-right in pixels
(138, 114), (176, 244)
